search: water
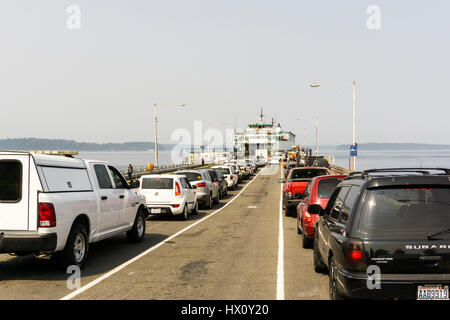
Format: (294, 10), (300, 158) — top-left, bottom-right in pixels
(78, 149), (450, 171)
(320, 149), (450, 171)
(77, 151), (182, 170)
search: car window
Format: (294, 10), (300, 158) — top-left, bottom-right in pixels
(339, 186), (360, 224)
(289, 169), (328, 180)
(303, 182), (312, 198)
(108, 166), (128, 189)
(94, 164), (113, 189)
(329, 186), (350, 220)
(141, 177), (173, 189)
(317, 177), (345, 198)
(204, 172), (212, 181)
(216, 167), (230, 175)
(0, 160), (22, 202)
(180, 178), (189, 189)
(176, 172), (203, 182)
(360, 186), (450, 236)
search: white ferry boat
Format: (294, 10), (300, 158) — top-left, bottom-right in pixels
(234, 109), (295, 163)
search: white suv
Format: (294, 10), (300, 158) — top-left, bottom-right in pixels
(139, 174), (198, 220)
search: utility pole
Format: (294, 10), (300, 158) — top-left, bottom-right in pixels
(154, 103), (158, 167)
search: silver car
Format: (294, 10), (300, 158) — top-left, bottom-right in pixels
(175, 169), (220, 209)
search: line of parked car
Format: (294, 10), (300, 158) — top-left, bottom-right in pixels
(0, 150), (261, 270)
(279, 161), (450, 300)
(139, 159), (259, 220)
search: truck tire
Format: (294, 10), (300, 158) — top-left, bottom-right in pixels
(57, 223), (89, 269)
(126, 208), (146, 243)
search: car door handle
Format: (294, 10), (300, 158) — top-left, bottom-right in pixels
(101, 196), (108, 200)
(119, 195), (125, 199)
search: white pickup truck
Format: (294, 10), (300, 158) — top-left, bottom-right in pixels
(0, 151), (147, 269)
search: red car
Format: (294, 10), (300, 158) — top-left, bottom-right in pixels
(278, 167), (330, 217)
(296, 174), (347, 248)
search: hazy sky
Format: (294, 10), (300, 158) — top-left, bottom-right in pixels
(1, 0), (449, 146)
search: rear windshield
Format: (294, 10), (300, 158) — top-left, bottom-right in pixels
(289, 169), (328, 180)
(214, 170), (224, 178)
(317, 178), (344, 198)
(360, 187), (450, 236)
(0, 161), (22, 202)
(176, 172), (203, 182)
(141, 178), (173, 189)
(216, 168), (230, 175)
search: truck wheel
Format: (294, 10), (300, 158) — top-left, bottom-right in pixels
(126, 208), (146, 243)
(57, 223), (89, 269)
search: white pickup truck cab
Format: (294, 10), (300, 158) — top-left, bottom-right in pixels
(0, 151), (147, 268)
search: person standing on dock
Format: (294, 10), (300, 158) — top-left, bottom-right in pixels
(126, 164), (134, 180)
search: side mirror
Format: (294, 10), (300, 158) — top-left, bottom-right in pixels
(130, 180), (140, 189)
(308, 204), (324, 216)
(277, 178), (286, 183)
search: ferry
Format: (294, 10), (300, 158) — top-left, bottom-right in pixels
(234, 109), (296, 164)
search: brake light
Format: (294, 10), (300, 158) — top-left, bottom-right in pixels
(304, 211), (312, 224)
(196, 182), (207, 187)
(39, 203), (56, 227)
(175, 182), (181, 196)
(344, 238), (366, 271)
(173, 204), (180, 208)
(287, 182), (293, 195)
(229, 175), (233, 180)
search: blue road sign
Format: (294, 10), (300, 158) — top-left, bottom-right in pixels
(350, 144), (357, 157)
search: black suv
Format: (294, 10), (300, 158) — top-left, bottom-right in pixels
(311, 168), (450, 300)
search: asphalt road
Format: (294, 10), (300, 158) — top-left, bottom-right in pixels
(0, 165), (328, 300)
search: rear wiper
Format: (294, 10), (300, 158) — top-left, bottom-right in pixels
(427, 228), (450, 240)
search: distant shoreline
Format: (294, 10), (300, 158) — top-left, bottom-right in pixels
(1, 138), (449, 152)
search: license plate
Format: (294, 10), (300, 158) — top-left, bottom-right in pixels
(151, 208), (162, 214)
(417, 285), (449, 300)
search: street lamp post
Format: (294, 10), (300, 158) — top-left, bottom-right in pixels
(153, 103), (186, 167)
(296, 118), (319, 156)
(310, 82), (357, 171)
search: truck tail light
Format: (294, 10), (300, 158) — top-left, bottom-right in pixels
(39, 203), (56, 227)
(175, 182), (181, 196)
(229, 175), (233, 180)
(344, 238), (366, 271)
(196, 182), (207, 188)
(287, 182), (293, 195)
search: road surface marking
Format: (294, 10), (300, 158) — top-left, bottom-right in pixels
(61, 169), (265, 300)
(277, 167), (285, 300)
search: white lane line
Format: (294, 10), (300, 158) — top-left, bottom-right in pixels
(61, 169), (265, 300)
(276, 166), (285, 300)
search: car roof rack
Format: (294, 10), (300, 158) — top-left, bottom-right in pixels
(361, 168), (450, 176)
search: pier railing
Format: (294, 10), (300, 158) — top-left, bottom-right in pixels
(121, 162), (214, 180)
(329, 164), (351, 175)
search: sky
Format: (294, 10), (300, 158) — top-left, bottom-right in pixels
(1, 0), (449, 146)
